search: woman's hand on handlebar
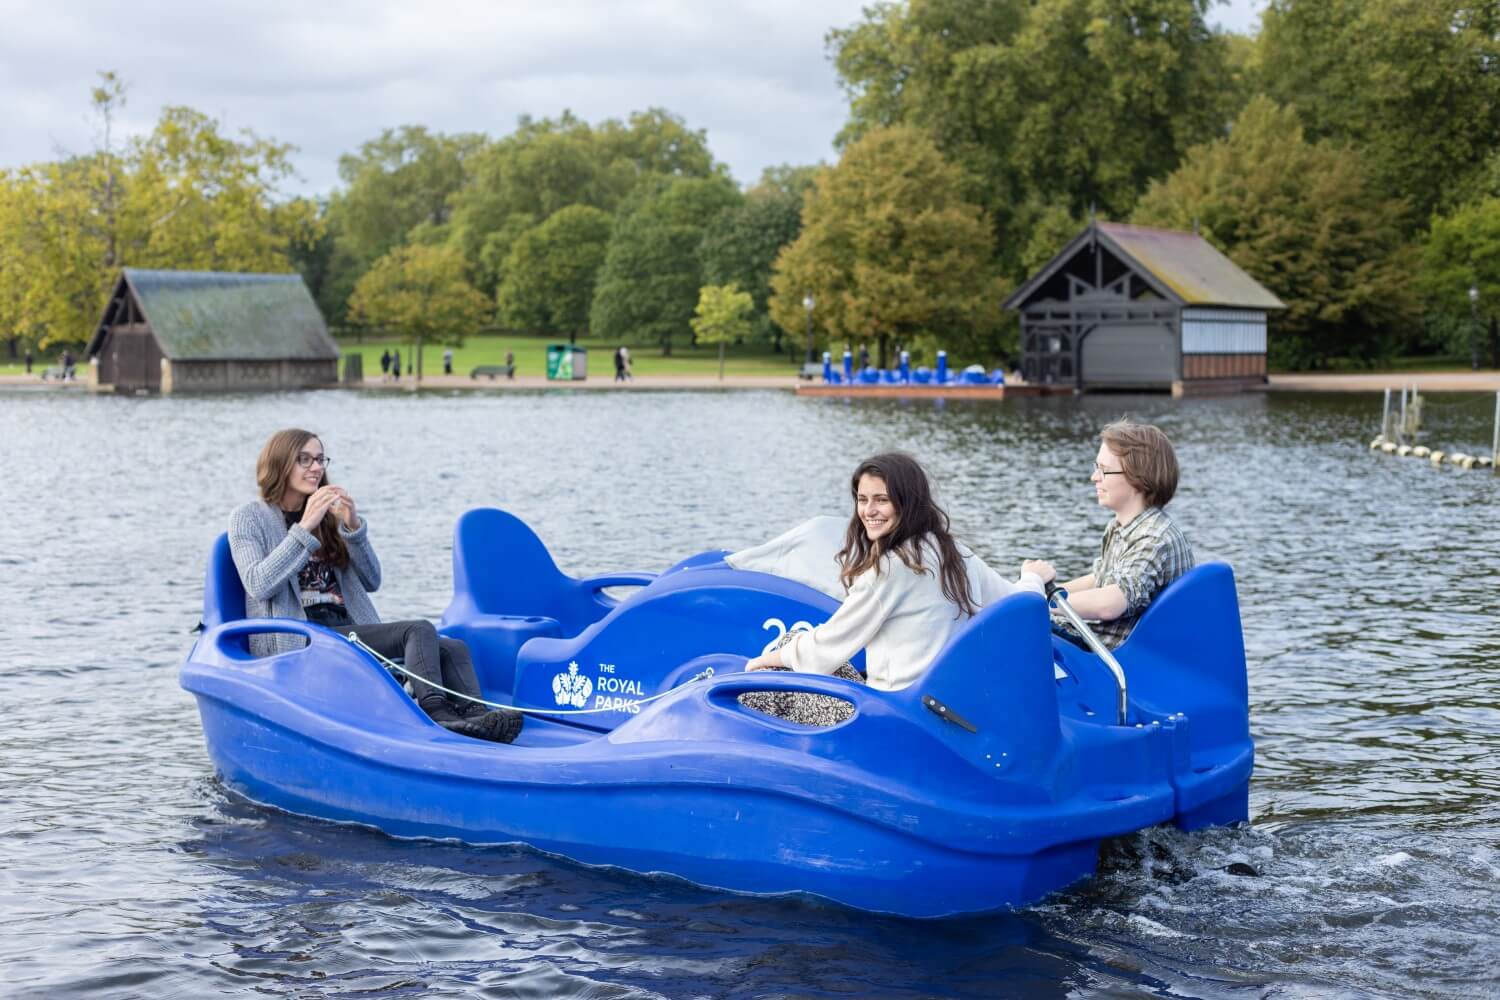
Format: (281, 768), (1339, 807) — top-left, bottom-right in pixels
(1022, 559), (1056, 584)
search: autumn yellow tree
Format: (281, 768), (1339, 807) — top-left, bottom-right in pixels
(769, 126), (1002, 368)
(689, 283), (754, 380)
(0, 75), (317, 352)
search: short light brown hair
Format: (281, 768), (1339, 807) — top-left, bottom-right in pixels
(1100, 420), (1179, 508)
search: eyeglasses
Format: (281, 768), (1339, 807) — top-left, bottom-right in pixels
(296, 453), (332, 469)
(1093, 462), (1124, 477)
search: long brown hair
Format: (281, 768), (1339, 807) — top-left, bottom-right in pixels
(837, 452), (977, 617)
(256, 428), (349, 569)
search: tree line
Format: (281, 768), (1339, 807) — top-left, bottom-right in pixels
(5, 1), (1500, 371)
(826, 0), (1500, 368)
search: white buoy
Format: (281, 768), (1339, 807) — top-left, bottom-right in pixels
(1381, 441), (1398, 453)
(1370, 436), (1387, 450)
(1430, 451), (1446, 466)
(1459, 455), (1477, 470)
(1396, 444), (1413, 457)
(1476, 455), (1494, 468)
(1412, 446), (1430, 458)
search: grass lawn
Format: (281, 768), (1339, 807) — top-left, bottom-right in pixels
(1272, 354), (1480, 374)
(336, 334), (806, 379)
(0, 335), (808, 378)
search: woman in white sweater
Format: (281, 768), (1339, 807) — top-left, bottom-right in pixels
(740, 452), (1052, 725)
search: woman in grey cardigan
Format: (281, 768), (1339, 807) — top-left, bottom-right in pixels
(229, 428), (522, 744)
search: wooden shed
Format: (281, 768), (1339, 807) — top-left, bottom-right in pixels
(1004, 222), (1285, 396)
(86, 269), (338, 394)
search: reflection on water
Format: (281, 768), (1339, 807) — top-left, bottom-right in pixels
(1, 388), (1497, 998)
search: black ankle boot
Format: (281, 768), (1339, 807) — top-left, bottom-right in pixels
(419, 695), (464, 725)
(441, 708), (524, 744)
(451, 697), (491, 720)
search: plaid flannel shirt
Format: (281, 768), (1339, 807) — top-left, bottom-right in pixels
(1055, 506), (1193, 650)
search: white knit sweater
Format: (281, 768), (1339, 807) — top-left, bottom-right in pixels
(730, 519), (1043, 691)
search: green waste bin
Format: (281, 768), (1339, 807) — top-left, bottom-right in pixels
(545, 344), (588, 381)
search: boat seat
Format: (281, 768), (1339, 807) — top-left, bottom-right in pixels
(511, 565), (849, 731)
(204, 533), (247, 630)
(439, 508), (656, 697)
(1050, 561), (1249, 741)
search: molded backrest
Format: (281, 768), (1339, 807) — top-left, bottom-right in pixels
(450, 507), (570, 615)
(1116, 561), (1248, 742)
(204, 533), (247, 629)
(447, 507), (638, 634)
(900, 592), (1062, 793)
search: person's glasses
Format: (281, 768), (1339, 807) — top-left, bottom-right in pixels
(296, 453), (332, 469)
(1093, 462), (1124, 477)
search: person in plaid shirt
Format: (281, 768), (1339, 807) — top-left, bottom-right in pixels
(1045, 421), (1194, 650)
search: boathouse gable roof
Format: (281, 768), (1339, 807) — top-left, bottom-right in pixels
(1005, 222), (1285, 312)
(88, 269), (337, 361)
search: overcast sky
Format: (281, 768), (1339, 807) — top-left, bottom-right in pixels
(0, 0), (1268, 198)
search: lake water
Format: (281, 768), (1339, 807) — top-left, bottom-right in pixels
(2, 387), (1497, 999)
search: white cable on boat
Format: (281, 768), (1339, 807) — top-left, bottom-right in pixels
(343, 631), (715, 715)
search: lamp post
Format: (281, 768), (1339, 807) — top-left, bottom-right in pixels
(803, 293), (816, 366)
(1470, 285), (1481, 371)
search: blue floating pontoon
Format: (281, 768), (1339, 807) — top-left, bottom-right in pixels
(181, 508), (1253, 917)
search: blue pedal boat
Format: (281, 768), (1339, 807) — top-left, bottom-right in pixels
(180, 508), (1254, 918)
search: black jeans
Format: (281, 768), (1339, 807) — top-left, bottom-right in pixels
(346, 619), (483, 705)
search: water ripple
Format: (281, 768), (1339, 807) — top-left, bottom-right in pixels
(1, 388), (1497, 998)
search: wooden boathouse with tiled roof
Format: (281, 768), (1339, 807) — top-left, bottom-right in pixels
(1004, 222), (1285, 396)
(86, 269), (338, 394)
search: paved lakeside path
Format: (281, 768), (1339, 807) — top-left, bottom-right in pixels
(355, 373), (799, 391)
(6, 371), (1500, 393)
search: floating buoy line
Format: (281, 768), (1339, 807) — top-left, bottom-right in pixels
(1370, 386), (1500, 473)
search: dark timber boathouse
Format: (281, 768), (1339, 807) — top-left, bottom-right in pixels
(1004, 222), (1284, 396)
(87, 269), (338, 394)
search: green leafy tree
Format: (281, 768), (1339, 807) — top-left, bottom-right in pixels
(332, 126), (483, 266)
(690, 283), (755, 379)
(1419, 198), (1500, 365)
(448, 109), (724, 296)
(476, 212), (537, 301)
(1020, 200), (1086, 275)
(347, 244), (489, 380)
(753, 163), (824, 201)
(590, 176), (741, 354)
(698, 185), (805, 351)
(1133, 97), (1417, 369)
(829, 0), (1237, 279)
(496, 204), (612, 342)
(1258, 0), (1500, 222)
(768, 126), (1003, 368)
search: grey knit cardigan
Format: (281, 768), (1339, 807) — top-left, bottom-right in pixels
(227, 500), (383, 656)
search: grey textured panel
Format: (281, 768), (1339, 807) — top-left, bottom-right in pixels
(1081, 323), (1176, 386)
